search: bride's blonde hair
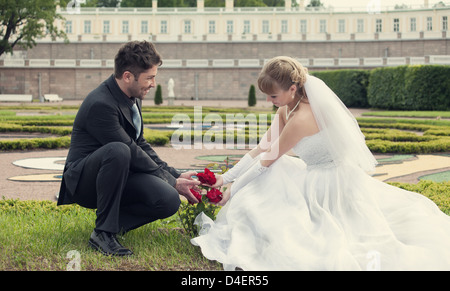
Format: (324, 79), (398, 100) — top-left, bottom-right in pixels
(257, 56), (308, 97)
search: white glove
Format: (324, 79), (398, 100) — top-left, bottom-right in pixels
(221, 153), (254, 185)
(230, 160), (268, 197)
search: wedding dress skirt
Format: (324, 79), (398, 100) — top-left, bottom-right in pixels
(191, 132), (450, 270)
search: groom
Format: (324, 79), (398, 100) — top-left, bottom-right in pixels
(57, 41), (200, 256)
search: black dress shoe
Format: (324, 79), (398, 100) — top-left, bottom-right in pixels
(89, 230), (133, 257)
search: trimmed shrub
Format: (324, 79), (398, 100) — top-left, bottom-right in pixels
(367, 65), (450, 110)
(388, 181), (450, 215)
(154, 84), (163, 105)
(312, 69), (370, 108)
(367, 66), (408, 109)
(404, 65), (450, 110)
(248, 85), (256, 107)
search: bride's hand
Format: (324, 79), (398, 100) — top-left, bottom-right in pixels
(211, 175), (224, 188)
(217, 187), (231, 206)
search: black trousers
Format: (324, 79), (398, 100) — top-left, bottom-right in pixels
(72, 142), (181, 234)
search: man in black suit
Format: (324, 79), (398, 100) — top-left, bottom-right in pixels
(58, 41), (200, 256)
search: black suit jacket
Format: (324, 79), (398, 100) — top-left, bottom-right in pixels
(58, 75), (180, 206)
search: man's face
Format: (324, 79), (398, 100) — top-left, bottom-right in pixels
(128, 66), (158, 100)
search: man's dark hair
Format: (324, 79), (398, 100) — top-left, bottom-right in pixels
(114, 41), (162, 79)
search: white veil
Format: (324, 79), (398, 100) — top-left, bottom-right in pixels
(304, 75), (377, 173)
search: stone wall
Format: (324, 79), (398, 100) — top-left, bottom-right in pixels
(1, 38), (449, 101)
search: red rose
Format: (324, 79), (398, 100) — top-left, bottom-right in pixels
(206, 188), (223, 203)
(197, 168), (216, 185)
(189, 188), (202, 204)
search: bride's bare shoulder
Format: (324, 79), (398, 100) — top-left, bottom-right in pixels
(292, 103), (319, 133)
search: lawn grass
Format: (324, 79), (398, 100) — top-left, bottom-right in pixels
(1, 180), (450, 270)
(0, 199), (221, 271)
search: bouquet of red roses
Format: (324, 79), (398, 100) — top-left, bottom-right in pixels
(178, 167), (225, 237)
(190, 168), (223, 204)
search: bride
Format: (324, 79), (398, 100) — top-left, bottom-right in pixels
(191, 56), (450, 271)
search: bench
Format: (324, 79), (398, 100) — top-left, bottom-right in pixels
(0, 94), (33, 102)
(43, 94), (63, 102)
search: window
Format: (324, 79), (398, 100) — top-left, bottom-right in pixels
(262, 20), (269, 34)
(141, 20), (148, 34)
(393, 18), (399, 32)
(319, 19), (326, 33)
(357, 19), (364, 33)
(227, 20), (233, 34)
(338, 19), (345, 33)
(300, 19), (307, 34)
(281, 20), (288, 34)
(65, 21), (72, 34)
(443, 16), (448, 31)
(103, 20), (110, 34)
(84, 20), (91, 34)
(410, 17), (416, 32)
(427, 17), (432, 31)
(208, 20), (216, 34)
(375, 19), (382, 33)
(243, 20), (250, 34)
(160, 20), (167, 34)
(122, 21), (129, 34)
(184, 20), (191, 34)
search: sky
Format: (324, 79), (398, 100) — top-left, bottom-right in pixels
(318, 0), (441, 9)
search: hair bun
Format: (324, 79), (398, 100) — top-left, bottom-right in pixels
(290, 64), (308, 86)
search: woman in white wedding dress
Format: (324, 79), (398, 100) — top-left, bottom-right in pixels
(191, 56), (450, 271)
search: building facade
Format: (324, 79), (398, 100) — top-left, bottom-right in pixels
(1, 1), (449, 101)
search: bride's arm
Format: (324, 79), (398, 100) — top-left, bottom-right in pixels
(248, 107), (285, 158)
(227, 106), (318, 199)
(260, 106), (319, 168)
(214, 109), (285, 187)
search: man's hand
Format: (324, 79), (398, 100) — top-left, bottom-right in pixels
(175, 171), (201, 204)
(179, 171), (197, 180)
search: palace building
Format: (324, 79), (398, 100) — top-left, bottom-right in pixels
(1, 0), (449, 101)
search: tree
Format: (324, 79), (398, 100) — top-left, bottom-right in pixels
(59, 0), (120, 8)
(154, 84), (163, 105)
(307, 0), (323, 7)
(0, 0), (68, 56)
(248, 84), (256, 107)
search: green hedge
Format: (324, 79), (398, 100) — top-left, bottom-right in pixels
(312, 69), (370, 108)
(312, 65), (450, 110)
(0, 137), (71, 151)
(367, 65), (450, 110)
(367, 66), (408, 109)
(388, 181), (450, 215)
(358, 118), (450, 154)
